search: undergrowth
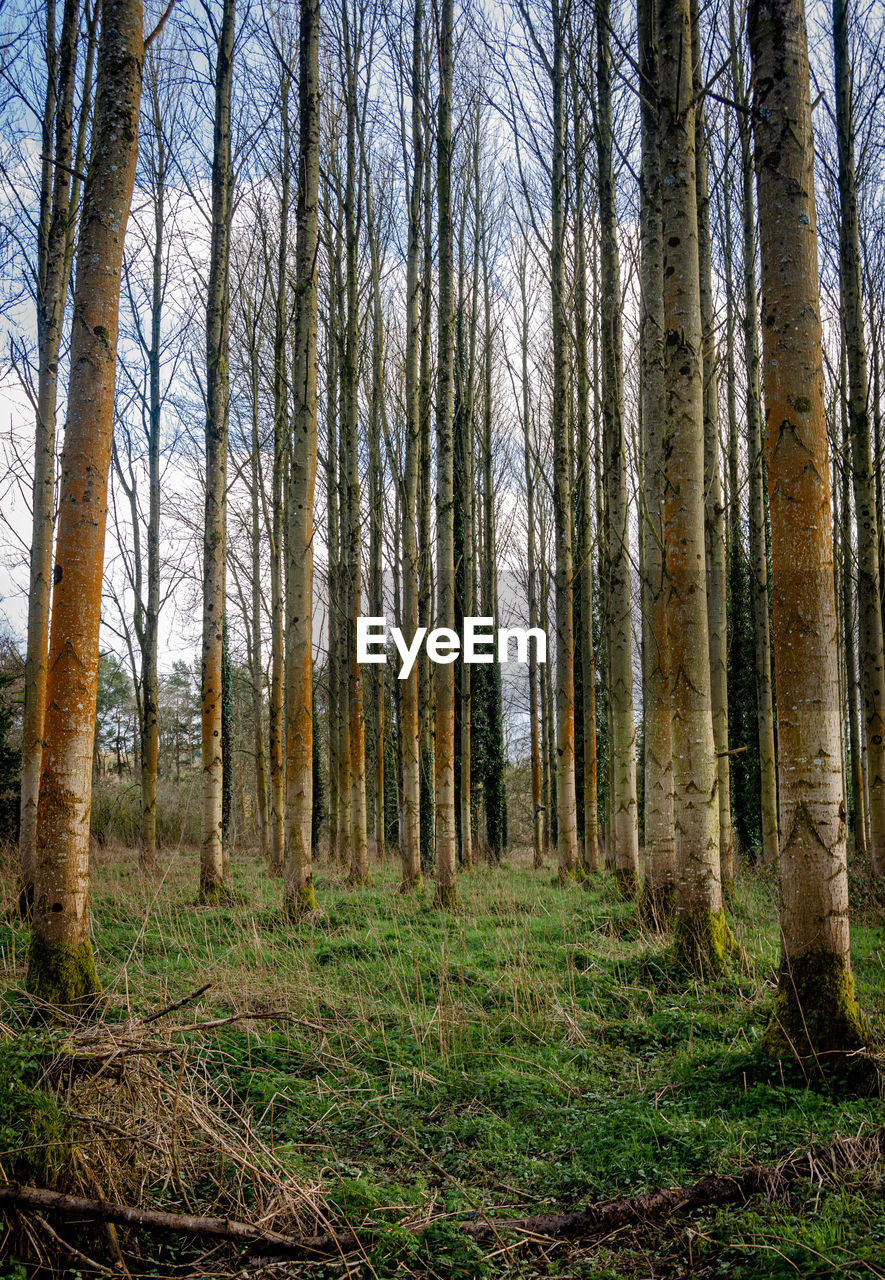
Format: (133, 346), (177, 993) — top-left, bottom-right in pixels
(1, 845), (883, 1277)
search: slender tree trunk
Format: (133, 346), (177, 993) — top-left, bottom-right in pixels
(283, 0), (320, 917)
(571, 66), (598, 876)
(399, 0), (423, 890)
(596, 0), (638, 893)
(834, 0), (885, 877)
(657, 0), (731, 971)
(20, 0), (81, 913)
(267, 78), (290, 880)
(419, 103), (435, 876)
(733, 27), (779, 867)
(200, 0), (235, 903)
(324, 292), (340, 868)
(341, 0), (369, 886)
(638, 0), (675, 924)
(840, 339), (867, 855)
(691, 0), (733, 892)
(749, 0), (868, 1056)
(433, 0), (458, 906)
(248, 345), (269, 864)
(550, 0), (580, 880)
(27, 0), (142, 1006)
(520, 254), (544, 869)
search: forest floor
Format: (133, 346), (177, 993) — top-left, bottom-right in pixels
(1, 845), (885, 1279)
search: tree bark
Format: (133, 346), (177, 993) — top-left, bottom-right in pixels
(283, 0), (321, 917)
(433, 0), (458, 906)
(749, 0), (868, 1056)
(200, 0), (235, 903)
(596, 0), (638, 894)
(27, 0), (143, 1005)
(550, 0), (579, 880)
(834, 0), (885, 877)
(20, 0), (82, 913)
(399, 0), (424, 890)
(691, 0), (733, 892)
(638, 0), (675, 923)
(657, 0), (730, 971)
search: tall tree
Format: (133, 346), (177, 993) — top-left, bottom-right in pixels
(657, 0), (731, 970)
(399, 0), (424, 890)
(749, 0), (868, 1056)
(200, 0), (236, 903)
(19, 0), (84, 912)
(27, 0), (143, 1005)
(834, 0), (885, 878)
(549, 0), (580, 879)
(433, 0), (459, 906)
(283, 0), (321, 917)
(596, 0), (639, 894)
(691, 0), (733, 892)
(638, 0), (675, 923)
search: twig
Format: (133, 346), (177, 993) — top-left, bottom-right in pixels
(141, 982), (213, 1024)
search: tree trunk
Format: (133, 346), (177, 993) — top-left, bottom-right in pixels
(840, 340), (867, 856)
(749, 0), (868, 1057)
(834, 0), (885, 878)
(324, 289), (340, 868)
(520, 251), (544, 870)
(433, 0), (458, 907)
(283, 0), (320, 917)
(596, 0), (638, 895)
(550, 0), (579, 880)
(248, 343), (270, 864)
(20, 0), (81, 913)
(657, 0), (730, 971)
(691, 0), (733, 893)
(399, 0), (424, 890)
(200, 0), (235, 904)
(638, 0), (675, 924)
(341, 0), (369, 887)
(27, 0), (142, 1006)
(733, 24), (779, 867)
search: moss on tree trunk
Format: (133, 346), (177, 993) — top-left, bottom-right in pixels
(761, 950), (869, 1062)
(672, 907), (738, 975)
(26, 934), (100, 1011)
(284, 881), (318, 919)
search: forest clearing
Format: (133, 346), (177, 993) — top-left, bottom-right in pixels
(3, 0), (885, 1270)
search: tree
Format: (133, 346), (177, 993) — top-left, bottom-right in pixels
(638, 0), (675, 924)
(283, 0), (321, 917)
(26, 0), (143, 1007)
(833, 0), (885, 878)
(748, 0), (868, 1058)
(19, 0), (90, 911)
(200, 0), (236, 904)
(657, 0), (732, 971)
(433, 0), (459, 907)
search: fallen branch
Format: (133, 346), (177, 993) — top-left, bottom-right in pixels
(141, 982), (213, 1024)
(3, 1125), (884, 1260)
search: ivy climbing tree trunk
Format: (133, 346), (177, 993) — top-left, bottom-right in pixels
(749, 0), (868, 1057)
(27, 0), (143, 1007)
(283, 0), (320, 917)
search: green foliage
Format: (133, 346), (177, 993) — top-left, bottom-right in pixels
(0, 1032), (70, 1184)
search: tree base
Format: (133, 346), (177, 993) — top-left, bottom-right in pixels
(761, 950), (871, 1068)
(556, 864), (585, 886)
(284, 882), (319, 919)
(18, 881), (34, 922)
(637, 881), (674, 931)
(672, 907), (738, 975)
(398, 873), (424, 894)
(198, 880), (233, 906)
(614, 866), (640, 900)
(433, 882), (460, 909)
(26, 934), (101, 1012)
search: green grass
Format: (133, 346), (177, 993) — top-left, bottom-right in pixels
(1, 846), (884, 1277)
